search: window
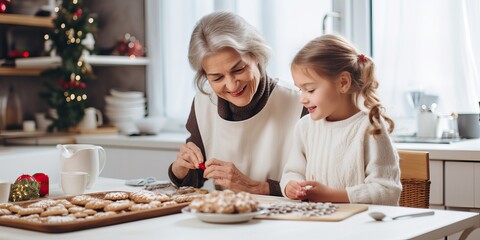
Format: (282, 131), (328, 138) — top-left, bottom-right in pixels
(146, 0), (333, 131)
(372, 0), (480, 119)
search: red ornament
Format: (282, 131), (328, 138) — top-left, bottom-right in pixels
(16, 174), (35, 182)
(79, 82), (86, 88)
(74, 8), (83, 17)
(198, 163), (206, 170)
(33, 173), (49, 197)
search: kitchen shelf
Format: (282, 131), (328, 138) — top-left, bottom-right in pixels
(0, 14), (54, 28)
(0, 56), (150, 76)
(0, 67), (43, 76)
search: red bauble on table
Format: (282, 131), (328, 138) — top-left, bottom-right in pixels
(16, 173), (49, 197)
(16, 174), (35, 182)
(33, 173), (49, 197)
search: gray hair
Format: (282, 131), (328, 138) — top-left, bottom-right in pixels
(188, 11), (271, 94)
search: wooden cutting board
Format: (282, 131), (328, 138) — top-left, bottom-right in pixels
(254, 204), (368, 222)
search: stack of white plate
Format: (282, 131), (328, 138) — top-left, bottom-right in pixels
(105, 89), (146, 132)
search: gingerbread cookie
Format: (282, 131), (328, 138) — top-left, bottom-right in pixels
(130, 190), (157, 203)
(104, 192), (130, 201)
(85, 199), (112, 210)
(18, 207), (44, 216)
(154, 193), (171, 202)
(129, 203), (156, 211)
(56, 199), (74, 208)
(28, 199), (58, 209)
(70, 195), (95, 206)
(40, 206), (68, 217)
(176, 186), (196, 194)
(68, 206), (85, 213)
(0, 209), (12, 216)
(104, 200), (134, 212)
(0, 203), (13, 209)
(8, 205), (23, 213)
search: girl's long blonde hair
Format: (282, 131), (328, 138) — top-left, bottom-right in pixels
(292, 34), (394, 135)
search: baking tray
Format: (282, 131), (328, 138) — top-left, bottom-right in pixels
(0, 191), (189, 233)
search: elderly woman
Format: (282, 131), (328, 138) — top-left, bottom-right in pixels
(168, 12), (306, 196)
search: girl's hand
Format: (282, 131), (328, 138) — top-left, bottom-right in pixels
(285, 181), (307, 200)
(171, 142), (204, 179)
(299, 181), (349, 203)
(203, 159), (269, 194)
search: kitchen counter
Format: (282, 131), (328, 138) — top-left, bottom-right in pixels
(396, 138), (480, 161)
(0, 177), (478, 240)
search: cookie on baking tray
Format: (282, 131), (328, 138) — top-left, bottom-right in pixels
(104, 200), (134, 212)
(0, 203), (13, 209)
(85, 199), (112, 210)
(40, 205), (69, 217)
(0, 209), (12, 216)
(129, 190), (157, 203)
(70, 195), (95, 206)
(17, 207), (44, 216)
(104, 192), (130, 201)
(28, 199), (58, 209)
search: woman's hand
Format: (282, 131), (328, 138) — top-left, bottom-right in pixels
(203, 159), (269, 194)
(299, 181), (349, 203)
(285, 181), (307, 200)
(171, 142), (204, 179)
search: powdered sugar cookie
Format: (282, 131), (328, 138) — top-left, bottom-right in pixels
(0, 203), (13, 209)
(40, 206), (68, 217)
(85, 199), (112, 210)
(18, 207), (44, 216)
(73, 211), (88, 218)
(82, 209), (97, 215)
(8, 205), (23, 213)
(0, 209), (11, 216)
(46, 215), (76, 223)
(104, 192), (130, 201)
(55, 199), (74, 208)
(68, 206), (85, 213)
(129, 203), (156, 211)
(130, 190), (157, 203)
(104, 200), (134, 212)
(28, 199), (58, 209)
(70, 195), (95, 206)
(161, 201), (177, 207)
(154, 193), (171, 202)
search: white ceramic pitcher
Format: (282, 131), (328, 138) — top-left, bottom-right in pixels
(58, 144), (106, 189)
(77, 107), (103, 131)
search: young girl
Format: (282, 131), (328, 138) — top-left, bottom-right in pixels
(280, 34), (402, 205)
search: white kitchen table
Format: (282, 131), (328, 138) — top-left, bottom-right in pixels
(0, 177), (479, 240)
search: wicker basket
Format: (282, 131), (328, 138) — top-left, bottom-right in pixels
(399, 178), (431, 208)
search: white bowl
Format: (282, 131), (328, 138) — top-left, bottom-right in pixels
(135, 117), (166, 134)
(105, 96), (146, 106)
(110, 89), (144, 99)
(106, 112), (145, 121)
(106, 105), (146, 114)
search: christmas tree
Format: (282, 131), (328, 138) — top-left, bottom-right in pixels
(40, 0), (96, 131)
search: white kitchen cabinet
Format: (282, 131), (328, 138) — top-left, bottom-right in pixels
(445, 162), (476, 208)
(100, 147), (176, 181)
(430, 160), (444, 205)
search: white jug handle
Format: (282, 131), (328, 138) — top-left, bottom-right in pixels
(95, 108), (103, 126)
(97, 146), (106, 174)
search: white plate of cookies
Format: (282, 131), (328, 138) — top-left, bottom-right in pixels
(181, 190), (266, 224)
(182, 207), (265, 223)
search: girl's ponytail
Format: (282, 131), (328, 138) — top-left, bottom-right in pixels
(359, 55), (394, 134)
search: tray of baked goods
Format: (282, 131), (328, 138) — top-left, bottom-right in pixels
(0, 187), (208, 233)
